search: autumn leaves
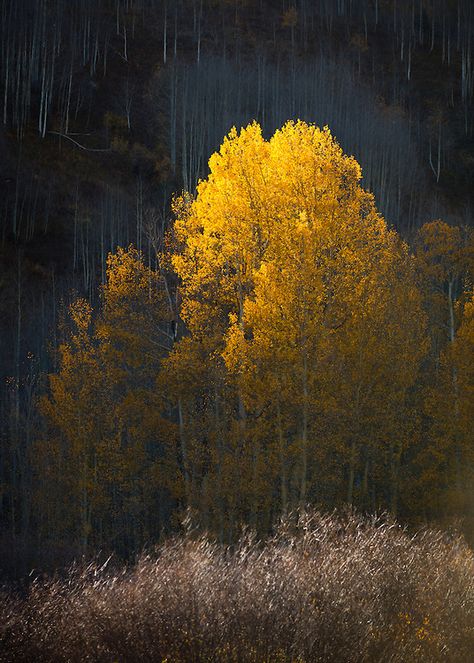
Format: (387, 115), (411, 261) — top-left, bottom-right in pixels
(168, 121), (428, 534)
(41, 121), (474, 549)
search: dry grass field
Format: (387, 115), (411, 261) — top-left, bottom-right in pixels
(1, 512), (473, 662)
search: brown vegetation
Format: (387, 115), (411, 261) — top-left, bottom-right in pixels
(1, 512), (473, 663)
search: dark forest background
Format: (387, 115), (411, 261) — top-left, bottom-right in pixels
(1, 0), (474, 579)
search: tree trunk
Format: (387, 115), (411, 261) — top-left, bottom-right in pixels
(299, 354), (308, 505)
(178, 398), (190, 504)
(277, 401), (288, 515)
(347, 386), (361, 505)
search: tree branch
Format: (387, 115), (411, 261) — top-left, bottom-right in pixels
(49, 131), (111, 152)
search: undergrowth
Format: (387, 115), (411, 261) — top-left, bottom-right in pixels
(1, 512), (473, 662)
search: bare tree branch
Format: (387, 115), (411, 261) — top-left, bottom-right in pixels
(49, 131), (111, 152)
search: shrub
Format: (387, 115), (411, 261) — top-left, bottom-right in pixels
(1, 512), (473, 662)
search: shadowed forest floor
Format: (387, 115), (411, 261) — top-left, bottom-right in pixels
(1, 512), (473, 663)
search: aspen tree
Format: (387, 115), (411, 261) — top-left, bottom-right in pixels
(171, 121), (428, 523)
(41, 247), (174, 551)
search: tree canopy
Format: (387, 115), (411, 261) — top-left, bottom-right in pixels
(31, 121), (474, 554)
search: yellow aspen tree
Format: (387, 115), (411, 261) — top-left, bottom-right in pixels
(415, 221), (473, 357)
(168, 123), (271, 537)
(95, 246), (175, 549)
(422, 293), (474, 522)
(453, 296), (474, 452)
(40, 298), (110, 553)
(225, 189), (426, 515)
(415, 222), (473, 518)
(329, 237), (427, 508)
(452, 296), (474, 529)
(173, 120), (428, 526)
(41, 247), (175, 552)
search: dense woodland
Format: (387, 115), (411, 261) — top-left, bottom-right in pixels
(1, 0), (474, 577)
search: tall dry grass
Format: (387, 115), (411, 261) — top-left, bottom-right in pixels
(1, 512), (473, 662)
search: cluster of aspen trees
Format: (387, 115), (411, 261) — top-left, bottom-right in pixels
(31, 123), (474, 558)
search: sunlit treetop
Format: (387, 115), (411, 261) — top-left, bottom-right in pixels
(172, 120), (391, 340)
